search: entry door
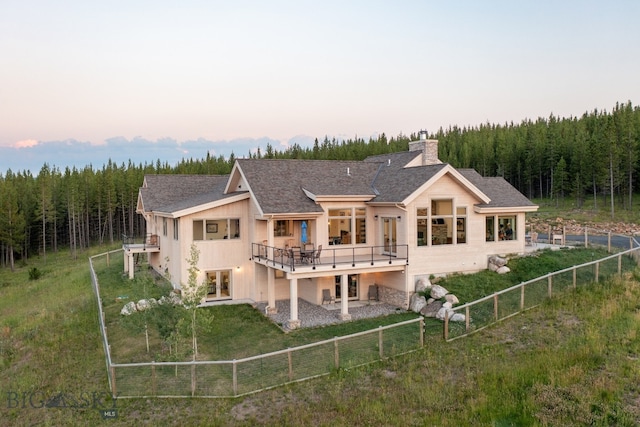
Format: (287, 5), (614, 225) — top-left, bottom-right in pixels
(382, 217), (397, 255)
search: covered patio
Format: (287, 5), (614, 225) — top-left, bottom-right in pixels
(256, 298), (407, 330)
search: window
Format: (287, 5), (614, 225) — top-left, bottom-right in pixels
(206, 270), (231, 300)
(486, 215), (517, 241)
(163, 218), (167, 236)
(328, 208), (365, 245)
(417, 208), (428, 246)
(456, 207), (466, 244)
(193, 219), (240, 240)
(486, 217), (495, 242)
(173, 219), (179, 240)
(431, 200), (452, 245)
(499, 216), (516, 240)
(274, 220), (290, 237)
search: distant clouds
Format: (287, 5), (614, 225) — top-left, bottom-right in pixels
(0, 135), (317, 174)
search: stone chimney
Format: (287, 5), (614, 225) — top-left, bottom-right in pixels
(409, 130), (441, 166)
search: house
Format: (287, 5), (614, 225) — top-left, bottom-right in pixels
(126, 132), (538, 329)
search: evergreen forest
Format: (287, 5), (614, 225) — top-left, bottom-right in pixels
(1, 101), (639, 269)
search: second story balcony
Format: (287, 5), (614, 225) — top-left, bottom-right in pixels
(251, 242), (408, 274)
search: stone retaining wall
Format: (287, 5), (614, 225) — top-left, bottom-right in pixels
(376, 284), (409, 309)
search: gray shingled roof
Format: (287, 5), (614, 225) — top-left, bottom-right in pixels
(457, 169), (537, 208)
(366, 151), (448, 203)
(140, 174), (238, 213)
(139, 151), (535, 217)
(236, 159), (380, 214)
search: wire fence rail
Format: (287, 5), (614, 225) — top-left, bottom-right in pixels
(89, 250), (424, 398)
(444, 245), (640, 341)
(90, 241), (640, 398)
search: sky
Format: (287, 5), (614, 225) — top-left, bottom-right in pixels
(1, 0), (639, 174)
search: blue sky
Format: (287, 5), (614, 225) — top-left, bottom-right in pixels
(1, 1), (639, 174)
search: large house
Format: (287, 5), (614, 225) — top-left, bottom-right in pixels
(127, 132), (538, 329)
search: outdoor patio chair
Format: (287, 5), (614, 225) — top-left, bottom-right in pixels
(368, 285), (378, 301)
(322, 289), (335, 304)
(313, 244), (322, 264)
(291, 246), (302, 263)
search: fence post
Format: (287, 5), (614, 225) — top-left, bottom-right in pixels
(608, 232), (612, 253)
(443, 312), (449, 341)
(573, 267), (577, 289)
(107, 251), (110, 266)
(378, 326), (384, 359)
(548, 275), (553, 298)
(618, 254), (622, 275)
(520, 283), (525, 311)
(493, 293), (499, 321)
(232, 360), (237, 396)
(334, 337), (339, 369)
(585, 228), (588, 248)
(152, 362), (156, 396)
(191, 363), (196, 397)
(419, 317), (424, 347)
(288, 349), (293, 381)
(110, 365), (117, 398)
(595, 262), (600, 283)
(465, 306), (470, 332)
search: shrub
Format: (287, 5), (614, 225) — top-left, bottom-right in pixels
(28, 267), (42, 281)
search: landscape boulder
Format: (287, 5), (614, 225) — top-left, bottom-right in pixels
(420, 300), (443, 318)
(450, 313), (466, 323)
(410, 294), (427, 313)
(444, 294), (459, 305)
(436, 307), (454, 321)
(496, 266), (511, 274)
(415, 277), (431, 293)
(120, 301), (137, 316)
(430, 284), (448, 299)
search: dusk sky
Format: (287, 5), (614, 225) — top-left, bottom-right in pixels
(1, 1), (639, 174)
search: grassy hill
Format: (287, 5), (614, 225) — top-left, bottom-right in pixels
(2, 244), (640, 426)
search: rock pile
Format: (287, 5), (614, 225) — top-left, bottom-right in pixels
(120, 292), (182, 316)
(488, 255), (510, 274)
(410, 278), (465, 322)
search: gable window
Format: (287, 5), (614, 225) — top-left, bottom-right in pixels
(163, 218), (167, 236)
(193, 219), (241, 240)
(417, 208), (428, 246)
(431, 200), (452, 245)
(173, 219), (179, 240)
(328, 208), (365, 245)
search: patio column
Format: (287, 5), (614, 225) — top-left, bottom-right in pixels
(339, 274), (351, 321)
(126, 252), (134, 279)
(266, 268), (277, 314)
(286, 277), (301, 330)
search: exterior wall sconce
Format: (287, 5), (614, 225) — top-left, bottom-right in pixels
(236, 266), (240, 270)
(397, 216), (402, 221)
(374, 215), (378, 220)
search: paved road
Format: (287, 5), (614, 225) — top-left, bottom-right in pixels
(538, 234), (640, 250)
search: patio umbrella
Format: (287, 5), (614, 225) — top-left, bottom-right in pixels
(301, 221), (308, 244)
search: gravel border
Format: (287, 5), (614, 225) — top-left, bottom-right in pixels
(255, 298), (406, 329)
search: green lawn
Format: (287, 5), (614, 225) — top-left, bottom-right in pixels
(2, 243), (640, 426)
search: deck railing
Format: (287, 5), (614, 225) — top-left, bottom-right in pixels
(251, 243), (409, 271)
(122, 233), (159, 249)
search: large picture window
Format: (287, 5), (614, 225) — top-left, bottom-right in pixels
(193, 219), (240, 240)
(328, 208), (366, 245)
(431, 200), (452, 245)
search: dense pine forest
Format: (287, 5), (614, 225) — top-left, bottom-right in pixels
(1, 101), (638, 269)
